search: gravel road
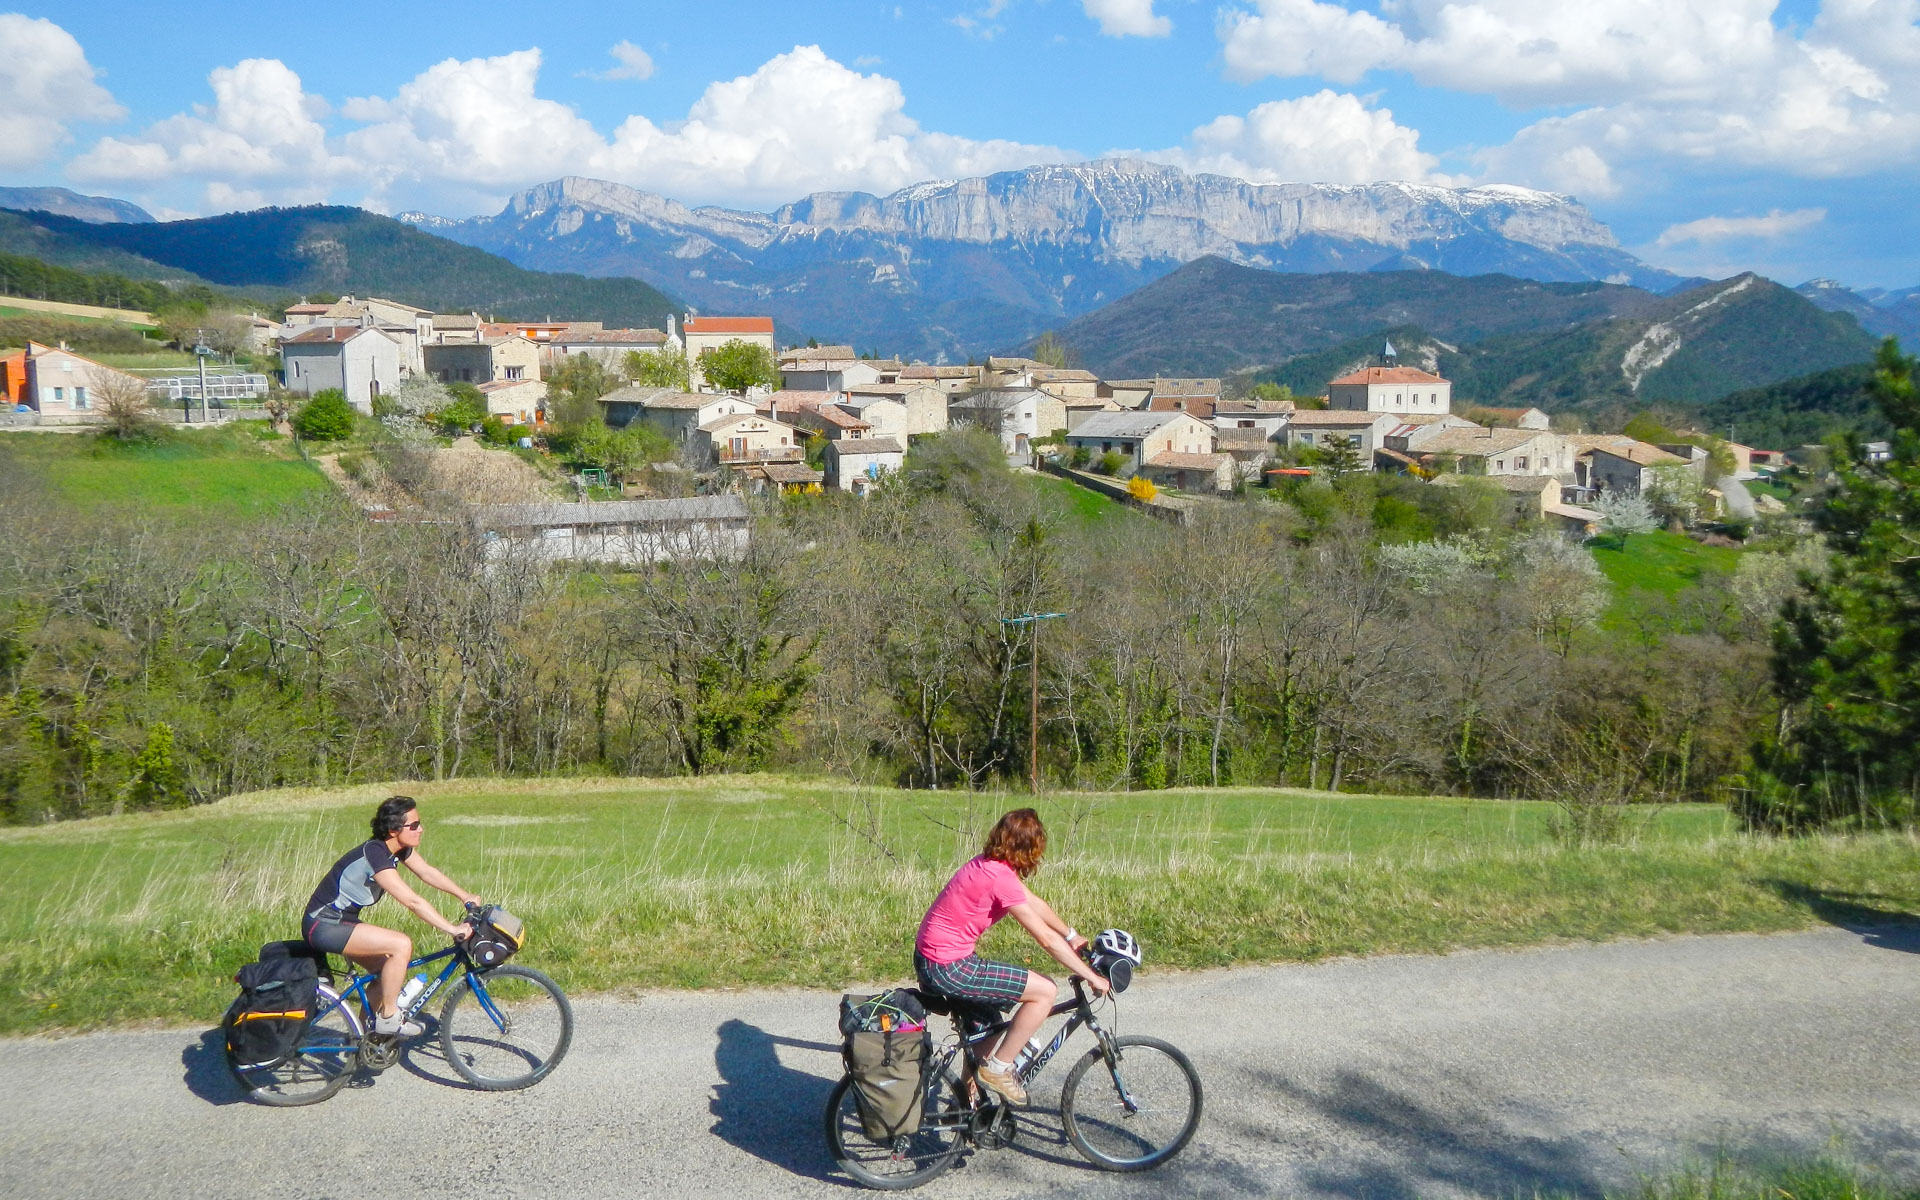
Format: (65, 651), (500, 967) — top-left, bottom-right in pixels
(4, 926), (1918, 1199)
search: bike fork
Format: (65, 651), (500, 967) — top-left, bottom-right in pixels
(1097, 1031), (1143, 1115)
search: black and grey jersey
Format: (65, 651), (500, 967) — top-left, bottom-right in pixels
(304, 839), (413, 920)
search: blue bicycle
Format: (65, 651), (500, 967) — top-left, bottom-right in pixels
(232, 903), (573, 1106)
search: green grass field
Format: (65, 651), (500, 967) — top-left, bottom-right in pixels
(1591, 529), (1741, 622)
(10, 425), (330, 514)
(3, 776), (1912, 1034)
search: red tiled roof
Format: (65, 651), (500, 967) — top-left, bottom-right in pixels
(686, 316), (775, 334)
(1145, 451), (1226, 471)
(1329, 366), (1446, 386)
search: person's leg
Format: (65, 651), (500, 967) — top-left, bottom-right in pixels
(985, 971), (1055, 1067)
(343, 923), (412, 1018)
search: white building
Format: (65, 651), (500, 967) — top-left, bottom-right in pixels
(281, 326), (403, 412)
(1327, 366), (1453, 416)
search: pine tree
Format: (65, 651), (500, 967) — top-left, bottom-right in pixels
(1758, 337), (1920, 829)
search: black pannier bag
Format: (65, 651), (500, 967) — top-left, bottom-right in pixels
(224, 950), (319, 1070)
(465, 906), (525, 970)
(840, 989), (930, 1142)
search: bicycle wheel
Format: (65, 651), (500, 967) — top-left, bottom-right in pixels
(825, 1065), (969, 1190)
(230, 983), (361, 1107)
(439, 964), (573, 1090)
(1060, 1035), (1203, 1171)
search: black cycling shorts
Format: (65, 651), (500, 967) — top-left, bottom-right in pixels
(303, 909), (359, 956)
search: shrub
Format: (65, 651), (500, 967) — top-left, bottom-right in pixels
(291, 389), (354, 441)
(1096, 450), (1126, 476)
(434, 396), (485, 435)
(479, 416), (513, 446)
(1127, 475), (1159, 501)
(1070, 445), (1092, 469)
(337, 450), (373, 486)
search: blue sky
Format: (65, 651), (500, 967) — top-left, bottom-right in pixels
(6, 0), (1917, 287)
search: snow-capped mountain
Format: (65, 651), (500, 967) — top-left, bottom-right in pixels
(401, 159), (1682, 359)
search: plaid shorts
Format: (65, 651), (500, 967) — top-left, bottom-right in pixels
(915, 951), (1030, 1009)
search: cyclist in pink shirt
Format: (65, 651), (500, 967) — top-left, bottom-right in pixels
(914, 808), (1109, 1106)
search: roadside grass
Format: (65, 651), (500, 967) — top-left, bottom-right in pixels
(1590, 529), (1741, 624)
(12, 424), (329, 514)
(1027, 472), (1133, 527)
(1530, 1153), (1918, 1199)
(2, 776), (1913, 1035)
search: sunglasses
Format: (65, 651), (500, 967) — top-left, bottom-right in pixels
(400, 820), (423, 831)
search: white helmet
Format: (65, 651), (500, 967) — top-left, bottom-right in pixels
(1094, 928), (1142, 965)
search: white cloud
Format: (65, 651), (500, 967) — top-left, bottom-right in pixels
(1655, 208), (1827, 248)
(66, 44), (1065, 214)
(0, 15), (123, 171)
(587, 41), (654, 82)
(68, 57), (346, 210)
(1156, 90), (1446, 184)
(1219, 0), (1920, 188)
(1084, 0), (1172, 38)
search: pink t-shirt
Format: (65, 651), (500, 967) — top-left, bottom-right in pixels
(916, 855), (1032, 964)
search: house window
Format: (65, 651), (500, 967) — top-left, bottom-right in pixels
(505, 366), (524, 381)
(1239, 420), (1254, 428)
(52, 387), (64, 401)
(73, 386), (89, 410)
(1516, 456), (1528, 470)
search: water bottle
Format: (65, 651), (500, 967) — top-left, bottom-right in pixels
(1012, 1033), (1045, 1073)
(397, 973), (426, 1012)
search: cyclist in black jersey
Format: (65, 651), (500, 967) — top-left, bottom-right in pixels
(303, 796), (477, 1038)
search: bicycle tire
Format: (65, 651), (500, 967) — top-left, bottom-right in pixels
(230, 982), (361, 1107)
(1059, 1035), (1203, 1171)
(439, 964), (574, 1091)
(825, 1066), (969, 1190)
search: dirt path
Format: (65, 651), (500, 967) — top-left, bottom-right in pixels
(3, 927), (1917, 1199)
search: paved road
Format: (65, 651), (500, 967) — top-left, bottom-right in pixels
(5, 927), (1919, 1200)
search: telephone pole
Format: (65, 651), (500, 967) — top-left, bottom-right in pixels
(1001, 611), (1067, 794)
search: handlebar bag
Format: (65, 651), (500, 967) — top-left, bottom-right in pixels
(224, 954), (319, 1070)
(467, 906), (525, 970)
(844, 1028), (930, 1142)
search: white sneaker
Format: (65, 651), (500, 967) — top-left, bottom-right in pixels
(372, 1011), (423, 1038)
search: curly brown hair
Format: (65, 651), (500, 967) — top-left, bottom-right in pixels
(982, 808), (1047, 879)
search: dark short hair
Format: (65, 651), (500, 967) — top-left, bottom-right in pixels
(372, 796), (419, 839)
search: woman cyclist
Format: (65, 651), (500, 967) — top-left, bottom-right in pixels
(914, 808), (1108, 1106)
(302, 796), (477, 1038)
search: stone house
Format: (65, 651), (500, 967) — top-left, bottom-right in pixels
(1327, 365), (1452, 416)
(825, 436), (907, 495)
(787, 402), (872, 443)
(424, 335), (542, 388)
(1400, 425), (1567, 476)
(1064, 410), (1216, 476)
(548, 325), (679, 371)
(2, 342), (147, 424)
(695, 412), (803, 466)
(1213, 398), (1295, 439)
(1030, 368), (1101, 403)
(948, 387), (1068, 459)
(684, 316), (776, 391)
(477, 379), (547, 424)
(1573, 438), (1692, 494)
(282, 326), (403, 412)
(1279, 410), (1394, 455)
(600, 387), (756, 443)
(837, 394), (909, 442)
(899, 364), (978, 396)
(843, 381), (948, 436)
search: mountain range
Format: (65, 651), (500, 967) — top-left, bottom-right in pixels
(0, 186), (154, 225)
(400, 160), (1686, 361)
(0, 205), (677, 328)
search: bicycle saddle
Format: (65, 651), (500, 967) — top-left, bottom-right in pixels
(912, 988), (1005, 1033)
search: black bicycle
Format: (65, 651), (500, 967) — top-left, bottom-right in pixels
(824, 952), (1202, 1189)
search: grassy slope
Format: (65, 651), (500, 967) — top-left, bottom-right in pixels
(1027, 472), (1133, 527)
(8, 425), (330, 513)
(1591, 529), (1740, 624)
(3, 776), (1911, 1034)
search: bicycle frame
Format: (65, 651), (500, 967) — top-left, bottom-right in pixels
(932, 980), (1135, 1116)
(307, 943), (514, 1050)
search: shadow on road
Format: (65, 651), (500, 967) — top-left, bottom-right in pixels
(711, 1019), (847, 1185)
(1764, 880), (1920, 954)
(1244, 1066), (1609, 1199)
(182, 1027), (248, 1106)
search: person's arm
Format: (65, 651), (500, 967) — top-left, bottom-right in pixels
(372, 867), (470, 939)
(1022, 893), (1087, 953)
(402, 849), (480, 907)
(1009, 901), (1108, 992)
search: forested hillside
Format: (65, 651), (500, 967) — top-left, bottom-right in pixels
(1056, 257), (1875, 417)
(1690, 363), (1885, 448)
(0, 205), (682, 328)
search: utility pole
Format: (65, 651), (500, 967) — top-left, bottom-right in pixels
(1001, 611), (1067, 794)
(192, 331), (212, 423)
